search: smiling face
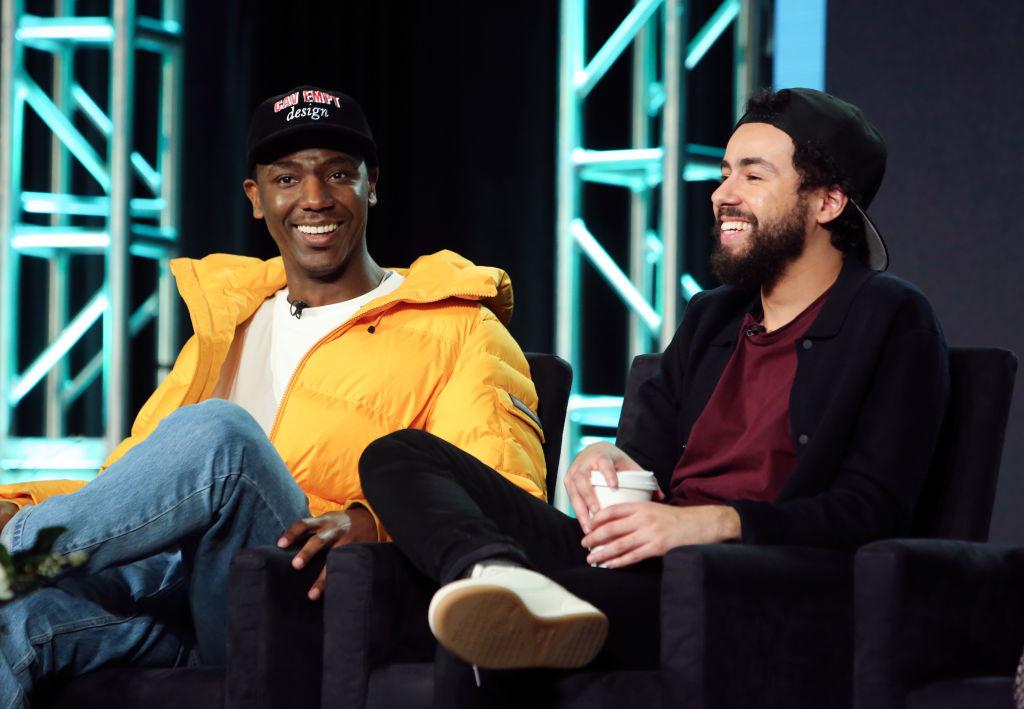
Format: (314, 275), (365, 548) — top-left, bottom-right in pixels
(709, 122), (813, 289)
(243, 147), (378, 287)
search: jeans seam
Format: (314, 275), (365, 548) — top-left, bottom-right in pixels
(8, 503), (31, 553)
(11, 574), (189, 674)
(233, 471), (304, 532)
(47, 469), (297, 554)
(10, 614), (161, 676)
(3, 686), (26, 709)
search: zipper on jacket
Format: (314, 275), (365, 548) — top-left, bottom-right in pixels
(267, 289), (495, 442)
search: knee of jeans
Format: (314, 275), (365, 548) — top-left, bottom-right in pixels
(359, 429), (431, 496)
(191, 402), (301, 505)
(177, 399), (264, 444)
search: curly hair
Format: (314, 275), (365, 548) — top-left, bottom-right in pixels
(742, 89), (868, 262)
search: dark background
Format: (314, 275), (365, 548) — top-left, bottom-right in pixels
(826, 0), (1024, 543)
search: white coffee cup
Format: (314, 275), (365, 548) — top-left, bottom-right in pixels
(589, 470), (658, 509)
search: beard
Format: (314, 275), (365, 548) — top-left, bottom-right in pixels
(710, 195), (809, 291)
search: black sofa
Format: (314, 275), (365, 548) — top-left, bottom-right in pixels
(854, 539), (1024, 709)
(315, 347), (1017, 709)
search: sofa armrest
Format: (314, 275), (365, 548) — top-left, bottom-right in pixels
(661, 544), (854, 709)
(854, 539), (1024, 709)
(321, 543), (437, 707)
(225, 546), (325, 709)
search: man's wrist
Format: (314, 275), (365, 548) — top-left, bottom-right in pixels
(716, 505), (741, 542)
(345, 505), (379, 542)
(347, 505), (371, 521)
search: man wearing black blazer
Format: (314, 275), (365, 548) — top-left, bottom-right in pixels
(357, 88), (949, 690)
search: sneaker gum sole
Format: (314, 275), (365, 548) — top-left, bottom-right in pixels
(431, 583), (608, 670)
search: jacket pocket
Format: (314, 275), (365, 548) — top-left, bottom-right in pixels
(495, 389), (546, 443)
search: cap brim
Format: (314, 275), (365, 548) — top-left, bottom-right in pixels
(851, 201), (888, 271)
(249, 124), (378, 168)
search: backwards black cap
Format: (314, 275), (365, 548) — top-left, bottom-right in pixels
(247, 86), (377, 169)
(736, 88), (889, 271)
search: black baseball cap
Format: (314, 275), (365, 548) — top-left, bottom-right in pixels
(736, 88), (889, 271)
(247, 85), (378, 169)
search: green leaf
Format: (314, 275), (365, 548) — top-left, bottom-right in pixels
(26, 526), (67, 556)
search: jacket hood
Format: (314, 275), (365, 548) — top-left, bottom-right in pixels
(169, 249), (516, 340)
(393, 250), (514, 325)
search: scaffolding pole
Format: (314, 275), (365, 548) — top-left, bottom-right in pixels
(554, 0), (762, 511)
(0, 0), (184, 479)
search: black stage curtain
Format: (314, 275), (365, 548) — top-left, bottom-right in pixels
(827, 0), (1024, 543)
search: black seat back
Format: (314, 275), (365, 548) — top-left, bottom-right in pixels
(913, 347), (1018, 540)
(524, 353), (573, 501)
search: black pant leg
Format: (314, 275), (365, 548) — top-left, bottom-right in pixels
(362, 429), (663, 708)
(432, 563), (664, 708)
(551, 560), (662, 668)
(359, 429), (587, 583)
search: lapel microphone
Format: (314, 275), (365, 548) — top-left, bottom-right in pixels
(744, 324), (766, 337)
(288, 298), (309, 319)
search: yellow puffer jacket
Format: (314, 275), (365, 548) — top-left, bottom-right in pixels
(0, 250), (547, 539)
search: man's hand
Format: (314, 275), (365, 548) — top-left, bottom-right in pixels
(581, 502), (740, 568)
(0, 501), (20, 535)
(563, 442), (662, 534)
(277, 506), (377, 601)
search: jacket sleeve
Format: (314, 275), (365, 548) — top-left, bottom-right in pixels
(422, 311), (547, 500)
(616, 334), (685, 481)
(0, 479), (87, 509)
(0, 335), (201, 509)
(617, 291), (705, 482)
(732, 324), (949, 549)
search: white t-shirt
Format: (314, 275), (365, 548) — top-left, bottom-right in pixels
(219, 271), (404, 434)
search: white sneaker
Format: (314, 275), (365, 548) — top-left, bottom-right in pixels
(427, 565), (608, 669)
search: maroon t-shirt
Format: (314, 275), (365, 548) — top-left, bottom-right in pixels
(668, 290), (829, 507)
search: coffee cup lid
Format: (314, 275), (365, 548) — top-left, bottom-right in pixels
(590, 470), (658, 491)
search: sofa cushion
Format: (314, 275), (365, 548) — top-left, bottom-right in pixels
(907, 676), (1014, 709)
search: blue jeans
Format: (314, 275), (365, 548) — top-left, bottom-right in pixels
(0, 399), (309, 708)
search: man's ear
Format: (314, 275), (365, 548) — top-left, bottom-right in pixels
(368, 167), (379, 207)
(243, 178), (263, 219)
(817, 185), (848, 226)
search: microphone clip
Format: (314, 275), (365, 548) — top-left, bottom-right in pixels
(288, 298), (309, 320)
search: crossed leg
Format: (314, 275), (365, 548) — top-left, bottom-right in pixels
(0, 399), (309, 705)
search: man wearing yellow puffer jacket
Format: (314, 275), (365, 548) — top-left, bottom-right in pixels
(0, 86), (545, 706)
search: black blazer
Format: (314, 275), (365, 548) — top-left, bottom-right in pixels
(617, 258), (949, 549)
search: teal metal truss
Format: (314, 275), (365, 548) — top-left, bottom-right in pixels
(554, 0), (763, 510)
(0, 0), (184, 480)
